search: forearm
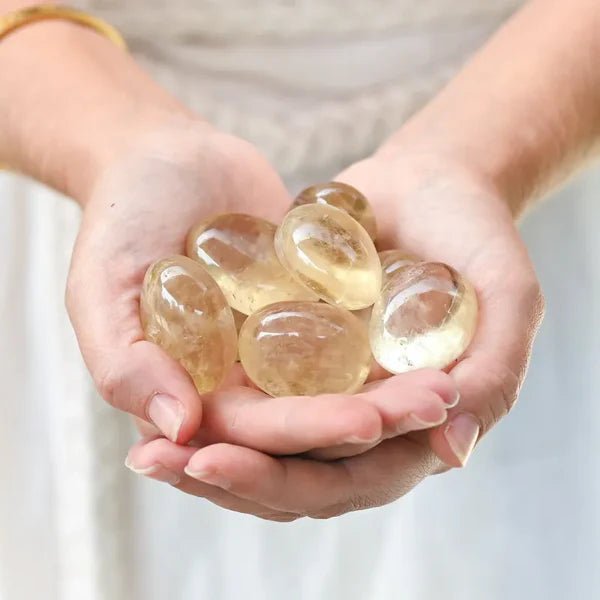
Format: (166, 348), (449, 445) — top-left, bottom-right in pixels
(0, 0), (195, 203)
(381, 0), (600, 216)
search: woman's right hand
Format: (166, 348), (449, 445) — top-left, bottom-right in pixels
(67, 116), (457, 459)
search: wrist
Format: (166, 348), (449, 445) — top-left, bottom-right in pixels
(0, 15), (203, 203)
(63, 106), (208, 205)
(373, 133), (517, 216)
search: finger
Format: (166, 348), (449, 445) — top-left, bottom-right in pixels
(67, 240), (203, 444)
(195, 386), (383, 454)
(429, 278), (545, 467)
(185, 443), (351, 516)
(125, 438), (300, 522)
(359, 369), (458, 435)
(309, 369), (457, 460)
(197, 369), (457, 457)
(185, 438), (435, 517)
(177, 476), (300, 522)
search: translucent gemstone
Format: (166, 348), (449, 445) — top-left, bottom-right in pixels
(239, 301), (371, 397)
(231, 308), (247, 361)
(275, 204), (382, 310)
(140, 256), (237, 393)
(379, 249), (420, 284)
(186, 213), (318, 315)
(369, 262), (478, 373)
(292, 181), (377, 240)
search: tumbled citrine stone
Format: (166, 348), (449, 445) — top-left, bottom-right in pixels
(140, 256), (237, 393)
(231, 308), (246, 361)
(292, 182), (377, 240)
(379, 249), (420, 284)
(369, 262), (478, 373)
(186, 213), (318, 315)
(239, 301), (371, 397)
(275, 204), (382, 310)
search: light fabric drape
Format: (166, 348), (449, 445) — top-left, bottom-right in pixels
(1, 1), (598, 598)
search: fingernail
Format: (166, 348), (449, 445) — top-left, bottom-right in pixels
(147, 394), (184, 442)
(343, 433), (380, 444)
(184, 466), (232, 490)
(444, 413), (480, 467)
(403, 409), (447, 432)
(125, 457), (180, 485)
(444, 390), (460, 408)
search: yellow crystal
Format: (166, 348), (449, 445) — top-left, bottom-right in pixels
(292, 181), (378, 240)
(379, 249), (420, 284)
(239, 301), (371, 397)
(369, 262), (478, 373)
(186, 213), (318, 315)
(140, 255), (237, 393)
(275, 204), (382, 310)
(231, 308), (247, 362)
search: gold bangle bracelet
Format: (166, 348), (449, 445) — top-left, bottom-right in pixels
(0, 4), (127, 171)
(0, 4), (126, 48)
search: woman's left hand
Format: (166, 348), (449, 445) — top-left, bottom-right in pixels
(126, 149), (544, 521)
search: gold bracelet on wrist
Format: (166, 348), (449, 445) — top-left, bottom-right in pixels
(0, 4), (127, 172)
(0, 4), (126, 48)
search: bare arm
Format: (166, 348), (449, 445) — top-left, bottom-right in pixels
(1, 2), (456, 467)
(0, 0), (194, 201)
(382, 0), (600, 216)
(146, 0), (600, 516)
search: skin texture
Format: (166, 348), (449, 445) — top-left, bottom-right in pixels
(128, 155), (544, 520)
(1, 0), (598, 519)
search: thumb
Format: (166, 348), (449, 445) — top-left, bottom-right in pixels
(66, 246), (203, 444)
(428, 277), (544, 467)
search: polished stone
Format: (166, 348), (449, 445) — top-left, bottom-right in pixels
(292, 181), (377, 240)
(231, 308), (246, 361)
(187, 213), (318, 315)
(275, 204), (381, 310)
(140, 255), (237, 393)
(369, 262), (478, 373)
(239, 301), (371, 397)
(378, 249), (420, 284)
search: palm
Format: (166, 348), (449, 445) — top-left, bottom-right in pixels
(71, 128), (455, 466)
(336, 155), (543, 464)
(78, 130), (289, 281)
(121, 150), (542, 521)
(67, 128), (296, 440)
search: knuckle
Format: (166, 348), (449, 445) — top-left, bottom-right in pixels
(520, 275), (546, 328)
(95, 362), (125, 407)
(483, 362), (522, 428)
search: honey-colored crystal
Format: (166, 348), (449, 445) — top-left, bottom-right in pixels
(186, 213), (318, 315)
(231, 308), (247, 361)
(275, 204), (382, 310)
(140, 256), (237, 393)
(369, 262), (478, 373)
(292, 182), (378, 240)
(378, 249), (420, 284)
(239, 301), (371, 397)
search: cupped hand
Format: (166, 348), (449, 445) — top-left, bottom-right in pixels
(67, 118), (457, 459)
(128, 149), (544, 521)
